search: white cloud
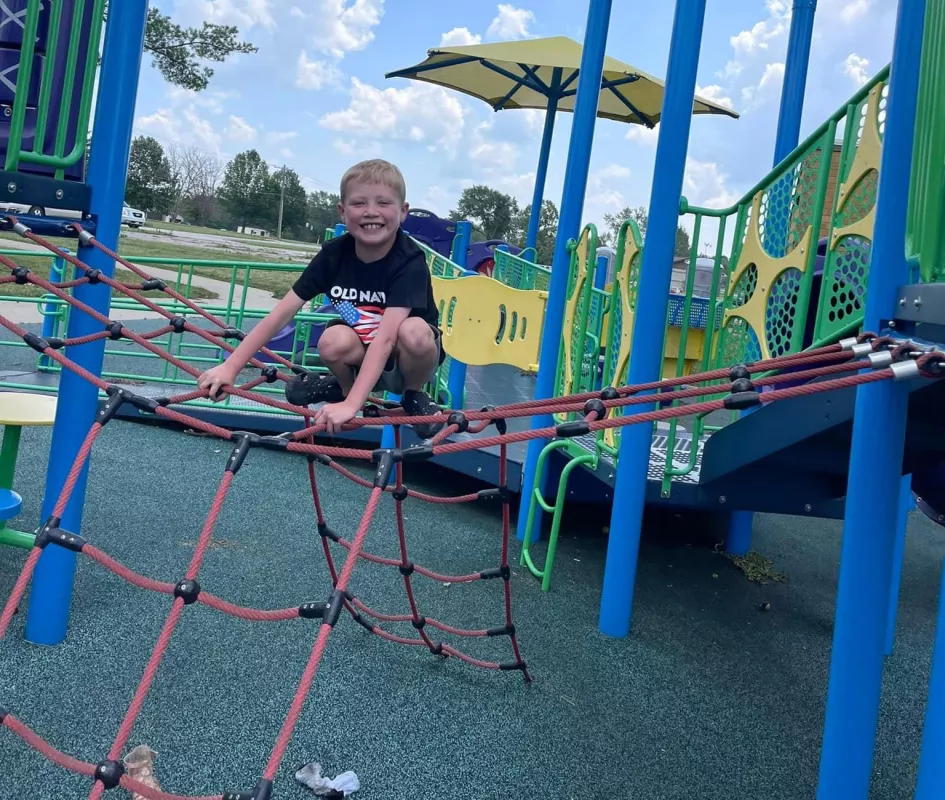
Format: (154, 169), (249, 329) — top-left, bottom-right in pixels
(319, 77), (466, 157)
(626, 125), (659, 146)
(469, 120), (520, 172)
(840, 0), (872, 23)
(585, 163), (631, 209)
(310, 0), (385, 59)
(166, 87), (239, 115)
(759, 62), (785, 90)
(696, 84), (735, 111)
(188, 0), (275, 29)
(266, 131), (299, 144)
(296, 51), (344, 90)
(440, 27), (482, 46)
(225, 115), (257, 142)
(290, 5), (306, 17)
(487, 4), (535, 40)
(135, 106), (223, 155)
(842, 53), (870, 86)
(279, 147), (295, 160)
(683, 158), (739, 208)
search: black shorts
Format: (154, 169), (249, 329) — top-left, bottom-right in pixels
(324, 319), (445, 395)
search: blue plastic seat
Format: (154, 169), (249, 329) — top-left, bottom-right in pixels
(0, 488), (23, 522)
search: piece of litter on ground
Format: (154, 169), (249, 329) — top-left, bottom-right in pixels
(296, 762), (360, 796)
(123, 744), (161, 800)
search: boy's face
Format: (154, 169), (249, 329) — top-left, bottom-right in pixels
(338, 180), (408, 251)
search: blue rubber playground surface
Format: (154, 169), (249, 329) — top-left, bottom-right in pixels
(0, 404), (941, 798)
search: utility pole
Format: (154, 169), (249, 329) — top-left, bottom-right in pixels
(277, 164), (286, 239)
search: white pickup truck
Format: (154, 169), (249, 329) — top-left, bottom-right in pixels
(0, 200), (146, 227)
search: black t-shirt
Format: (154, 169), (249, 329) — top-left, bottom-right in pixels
(292, 230), (440, 344)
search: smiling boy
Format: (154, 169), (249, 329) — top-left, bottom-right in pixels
(197, 159), (446, 438)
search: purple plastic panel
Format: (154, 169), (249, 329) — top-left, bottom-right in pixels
(0, 0), (98, 182)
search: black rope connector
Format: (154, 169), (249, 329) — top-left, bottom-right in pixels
(317, 522), (339, 542)
(480, 564), (512, 580)
(555, 420), (589, 438)
(411, 615), (426, 630)
(0, 704), (7, 723)
(261, 365), (278, 383)
(600, 386), (620, 401)
(34, 518), (86, 553)
(399, 561), (415, 576)
(500, 660), (528, 672)
(323, 588), (345, 627)
(480, 405), (507, 435)
(731, 377), (754, 393)
(106, 321), (123, 340)
(477, 486), (511, 503)
(372, 448), (399, 488)
(299, 601), (327, 619)
(487, 624), (515, 637)
(256, 434), (290, 452)
(23, 332), (50, 353)
(174, 578), (201, 605)
(251, 778), (274, 800)
(402, 443), (434, 462)
(729, 364), (751, 381)
(222, 327), (246, 341)
(98, 388), (128, 425)
(140, 278), (166, 291)
(170, 316), (187, 334)
(46, 336), (65, 350)
(310, 452), (332, 466)
(226, 433), (254, 474)
(429, 641), (444, 656)
(583, 398), (606, 420)
(391, 486), (409, 502)
(363, 403), (381, 417)
(11, 266), (30, 284)
(127, 393), (160, 414)
(93, 759), (125, 790)
(723, 391), (761, 411)
(352, 612), (374, 632)
(447, 411), (469, 433)
(86, 268), (102, 283)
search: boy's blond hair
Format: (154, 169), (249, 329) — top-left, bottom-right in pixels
(340, 159), (407, 204)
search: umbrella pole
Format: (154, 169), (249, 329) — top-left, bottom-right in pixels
(526, 68), (563, 256)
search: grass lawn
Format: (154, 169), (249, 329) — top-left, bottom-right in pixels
(0, 230), (311, 300)
(147, 220), (319, 251)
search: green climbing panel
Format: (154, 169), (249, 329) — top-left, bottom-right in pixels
(907, 0), (945, 283)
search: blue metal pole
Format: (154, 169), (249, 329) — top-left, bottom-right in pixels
(915, 559), (945, 800)
(526, 68), (563, 253)
(24, 0), (151, 646)
(728, 0), (819, 558)
(885, 472), (914, 655)
(446, 220), (472, 408)
(515, 0), (612, 542)
(597, 0), (708, 638)
(815, 0), (925, 793)
(773, 0), (817, 166)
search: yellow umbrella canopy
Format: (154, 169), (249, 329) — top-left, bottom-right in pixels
(385, 35), (739, 126)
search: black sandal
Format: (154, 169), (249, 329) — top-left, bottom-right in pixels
(401, 389), (445, 440)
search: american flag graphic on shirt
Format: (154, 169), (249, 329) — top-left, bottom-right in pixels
(334, 299), (384, 343)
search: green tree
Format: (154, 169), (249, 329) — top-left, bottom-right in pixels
(307, 191), (342, 242)
(218, 149), (272, 229)
(142, 8), (258, 92)
(125, 135), (173, 213)
(602, 205), (692, 257)
(449, 185), (520, 242)
(268, 167), (309, 237)
(512, 200), (559, 265)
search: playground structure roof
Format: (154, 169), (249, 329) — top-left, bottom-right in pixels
(385, 35), (741, 127)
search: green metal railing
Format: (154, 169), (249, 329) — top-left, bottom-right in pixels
(5, 0), (107, 177)
(492, 247), (552, 290)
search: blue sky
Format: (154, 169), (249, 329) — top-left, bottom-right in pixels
(134, 0), (900, 241)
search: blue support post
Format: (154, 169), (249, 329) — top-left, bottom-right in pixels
(24, 0), (151, 646)
(885, 473), (914, 656)
(515, 0), (612, 542)
(727, 0), (819, 558)
(815, 0), (925, 794)
(915, 559), (945, 800)
(597, 0), (707, 638)
(446, 220), (472, 408)
(525, 68), (563, 253)
(773, 0), (817, 165)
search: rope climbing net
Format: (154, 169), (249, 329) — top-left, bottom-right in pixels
(0, 217), (943, 799)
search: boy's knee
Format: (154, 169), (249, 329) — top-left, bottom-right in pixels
(397, 318), (435, 357)
(318, 326), (360, 362)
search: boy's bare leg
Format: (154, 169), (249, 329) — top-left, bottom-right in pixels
(317, 324), (365, 395)
(394, 318), (440, 391)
